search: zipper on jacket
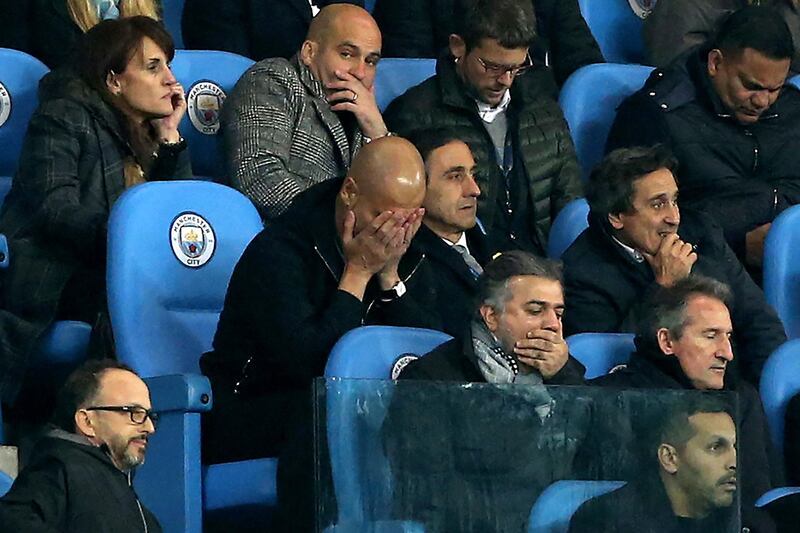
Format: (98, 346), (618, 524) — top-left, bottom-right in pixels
(128, 472), (149, 533)
(743, 129), (759, 173)
(362, 254), (427, 324)
(314, 244), (340, 281)
(773, 187), (779, 216)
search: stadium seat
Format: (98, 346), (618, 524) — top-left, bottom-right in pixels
(578, 0), (647, 64)
(162, 0), (185, 48)
(528, 479), (626, 533)
(170, 50), (255, 181)
(763, 205), (800, 339)
(324, 326), (452, 530)
(0, 49), (49, 207)
(106, 181), (276, 533)
(374, 58), (436, 111)
(547, 198), (590, 259)
(559, 63), (653, 180)
(0, 471), (12, 498)
(759, 339), (800, 454)
(566, 333), (635, 379)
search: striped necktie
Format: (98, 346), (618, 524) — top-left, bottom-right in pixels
(453, 244), (483, 278)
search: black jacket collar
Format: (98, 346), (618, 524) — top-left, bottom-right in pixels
(413, 224), (490, 285)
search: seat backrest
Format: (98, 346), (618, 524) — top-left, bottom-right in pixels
(162, 0), (186, 48)
(170, 50), (255, 181)
(324, 326), (452, 524)
(107, 181), (263, 377)
(578, 0), (649, 64)
(559, 63), (653, 180)
(374, 58), (437, 112)
(528, 480), (626, 533)
(0, 49), (49, 177)
(547, 198), (590, 259)
(759, 339), (800, 454)
(763, 205), (800, 339)
(566, 333), (635, 379)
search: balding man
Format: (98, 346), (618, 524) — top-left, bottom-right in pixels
(222, 4), (391, 219)
(201, 136), (436, 466)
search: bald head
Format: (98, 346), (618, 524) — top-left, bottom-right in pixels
(339, 136), (427, 234)
(306, 4), (379, 46)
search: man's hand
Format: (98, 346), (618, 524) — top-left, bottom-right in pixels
(326, 70), (388, 139)
(745, 223), (771, 269)
(151, 83), (186, 143)
(377, 208), (425, 289)
(643, 233), (697, 287)
(513, 329), (569, 379)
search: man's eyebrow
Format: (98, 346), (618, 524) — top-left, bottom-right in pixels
(444, 165), (467, 174)
(741, 75), (783, 92)
(648, 192), (671, 202)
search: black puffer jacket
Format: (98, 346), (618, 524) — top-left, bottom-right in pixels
(606, 47), (800, 258)
(384, 54), (582, 255)
(0, 429), (162, 533)
(373, 0), (604, 87)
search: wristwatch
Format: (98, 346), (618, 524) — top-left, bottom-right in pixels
(379, 280), (407, 302)
(156, 136), (187, 157)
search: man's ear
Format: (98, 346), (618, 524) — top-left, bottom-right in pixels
(707, 49), (724, 78)
(74, 409), (96, 438)
(479, 304), (499, 333)
(300, 40), (317, 67)
(658, 443), (679, 474)
(657, 328), (676, 356)
(608, 212), (625, 231)
(449, 34), (467, 63)
(339, 176), (358, 209)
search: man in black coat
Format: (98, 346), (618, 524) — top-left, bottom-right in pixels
(562, 145), (786, 387)
(606, 6), (800, 268)
(0, 360), (161, 532)
(373, 0), (603, 87)
(585, 276), (779, 532)
(384, 0), (582, 257)
(182, 0), (363, 61)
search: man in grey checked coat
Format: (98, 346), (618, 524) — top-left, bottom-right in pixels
(221, 4), (391, 220)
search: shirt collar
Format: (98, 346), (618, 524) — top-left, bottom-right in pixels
(442, 231), (470, 251)
(475, 90), (511, 123)
(612, 235), (645, 263)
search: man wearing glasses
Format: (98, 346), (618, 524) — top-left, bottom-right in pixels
(385, 0), (582, 257)
(0, 360), (162, 532)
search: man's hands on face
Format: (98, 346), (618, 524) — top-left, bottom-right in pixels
(745, 222), (771, 269)
(513, 329), (569, 380)
(327, 70), (389, 139)
(643, 233), (697, 287)
(377, 208), (425, 289)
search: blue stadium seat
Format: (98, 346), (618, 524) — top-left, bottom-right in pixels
(547, 198), (590, 259)
(374, 58), (436, 111)
(566, 333), (635, 379)
(106, 181), (276, 533)
(578, 0), (647, 64)
(0, 471), (12, 498)
(0, 49), (49, 207)
(170, 50), (255, 181)
(528, 479), (626, 533)
(364, 0), (377, 12)
(324, 326), (452, 530)
(559, 63), (653, 180)
(763, 205), (800, 339)
(760, 339), (800, 454)
(162, 0), (185, 48)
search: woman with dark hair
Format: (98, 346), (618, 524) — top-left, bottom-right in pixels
(0, 15), (190, 406)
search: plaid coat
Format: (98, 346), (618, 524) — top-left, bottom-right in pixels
(221, 55), (364, 220)
(0, 69), (191, 403)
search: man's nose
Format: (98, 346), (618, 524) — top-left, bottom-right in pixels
(752, 90), (770, 109)
(351, 60), (367, 81)
(464, 174), (481, 198)
(143, 416), (156, 434)
(717, 336), (734, 362)
(664, 203), (680, 225)
(542, 309), (561, 332)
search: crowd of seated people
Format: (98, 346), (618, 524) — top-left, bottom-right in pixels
(0, 0), (799, 532)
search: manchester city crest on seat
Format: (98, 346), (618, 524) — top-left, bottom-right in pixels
(170, 212), (216, 268)
(187, 81), (226, 135)
(628, 0), (657, 18)
(0, 82), (11, 128)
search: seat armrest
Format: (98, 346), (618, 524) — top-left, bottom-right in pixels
(755, 486), (800, 507)
(144, 374), (213, 413)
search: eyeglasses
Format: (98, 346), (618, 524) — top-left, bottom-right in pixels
(86, 405), (159, 425)
(476, 52), (533, 78)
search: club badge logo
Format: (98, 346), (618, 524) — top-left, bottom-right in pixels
(187, 81), (226, 135)
(0, 82), (11, 128)
(170, 212), (216, 268)
(628, 0), (657, 19)
(391, 354), (419, 380)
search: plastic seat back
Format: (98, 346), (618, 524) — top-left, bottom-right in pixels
(107, 180), (263, 377)
(760, 339), (800, 454)
(566, 333), (635, 379)
(162, 0), (186, 48)
(324, 326), (452, 525)
(548, 198), (590, 259)
(170, 50), (255, 181)
(374, 58), (436, 111)
(528, 479), (626, 533)
(559, 63), (653, 180)
(578, 0), (649, 64)
(763, 205), (800, 339)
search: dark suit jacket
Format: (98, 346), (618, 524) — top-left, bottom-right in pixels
(182, 0), (363, 61)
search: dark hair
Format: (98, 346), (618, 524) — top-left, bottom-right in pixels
(476, 251), (562, 312)
(655, 394), (734, 455)
(635, 275), (732, 350)
(407, 128), (468, 163)
(454, 0), (537, 51)
(77, 16), (175, 98)
(52, 359), (139, 432)
(711, 5), (794, 61)
(587, 145), (679, 218)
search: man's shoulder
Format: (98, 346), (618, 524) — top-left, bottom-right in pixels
(569, 483), (635, 532)
(618, 59), (697, 117)
(562, 227), (620, 277)
(230, 56), (304, 98)
(384, 75), (444, 123)
(399, 338), (476, 382)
